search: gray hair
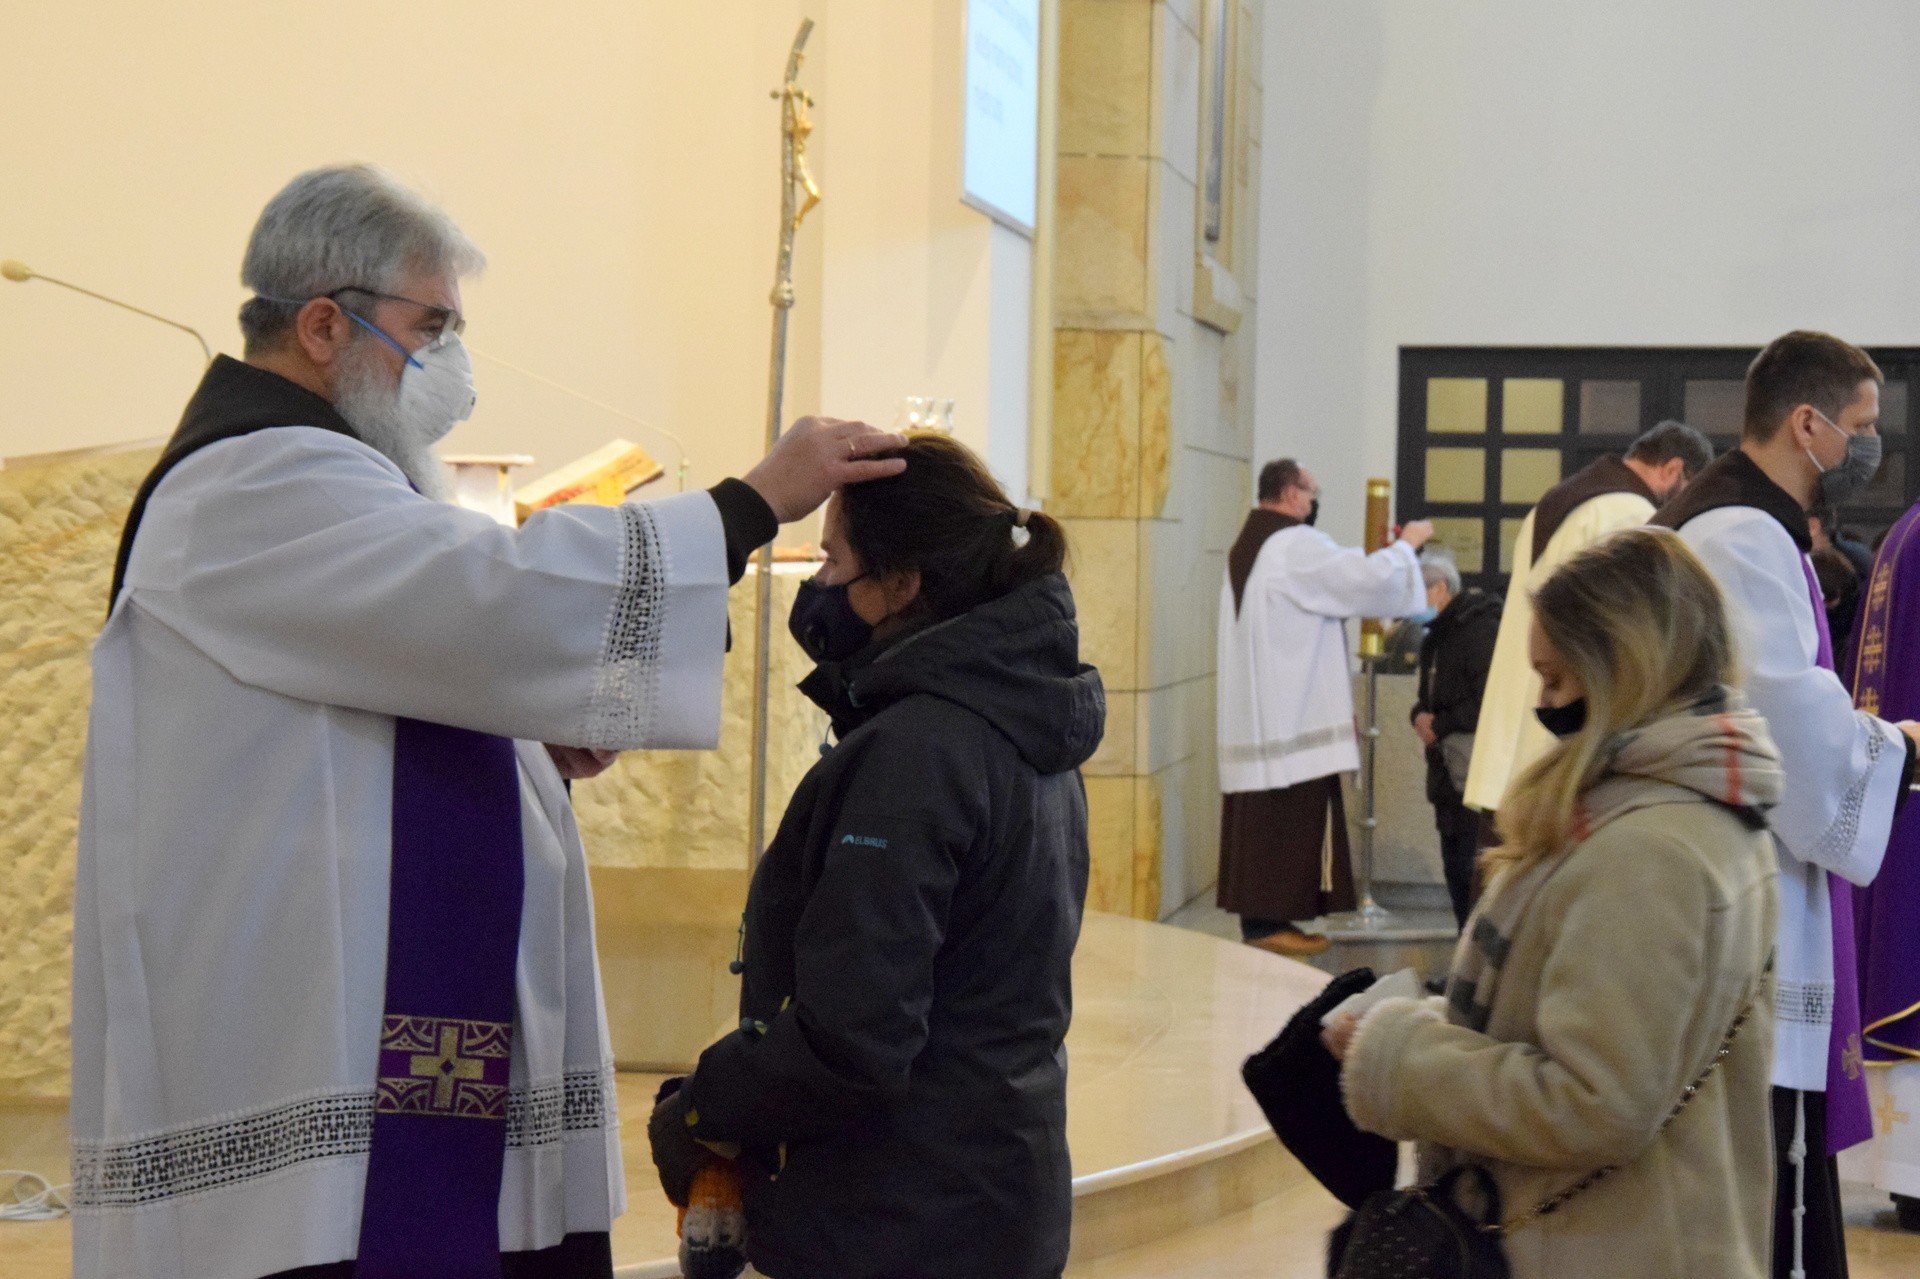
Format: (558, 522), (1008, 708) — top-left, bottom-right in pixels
(1420, 547), (1461, 596)
(237, 164), (485, 353)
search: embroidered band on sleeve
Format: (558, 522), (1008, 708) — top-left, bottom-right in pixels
(584, 503), (669, 748)
(1802, 716), (1887, 871)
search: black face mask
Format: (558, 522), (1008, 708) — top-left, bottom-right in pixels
(1304, 499), (1320, 527)
(1535, 698), (1589, 739)
(788, 575), (873, 663)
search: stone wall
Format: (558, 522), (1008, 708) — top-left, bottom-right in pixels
(1055, 0), (1264, 918)
(0, 445), (157, 1099)
(0, 446), (822, 1101)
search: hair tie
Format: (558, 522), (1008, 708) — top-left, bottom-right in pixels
(1009, 507), (1031, 528)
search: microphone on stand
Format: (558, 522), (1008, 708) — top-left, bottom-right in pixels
(1, 259), (214, 365)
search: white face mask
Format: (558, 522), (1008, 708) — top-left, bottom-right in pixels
(349, 316), (476, 444)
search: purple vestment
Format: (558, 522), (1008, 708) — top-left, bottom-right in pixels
(1802, 556), (1874, 1154)
(1846, 505), (1920, 1074)
(354, 718), (525, 1276)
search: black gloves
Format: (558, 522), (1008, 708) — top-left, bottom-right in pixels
(649, 1077), (709, 1209)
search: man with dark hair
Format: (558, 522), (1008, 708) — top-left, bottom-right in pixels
(1257, 457), (1303, 505)
(1218, 460), (1431, 956)
(1465, 420), (1713, 815)
(1626, 418), (1717, 478)
(1656, 330), (1920, 1279)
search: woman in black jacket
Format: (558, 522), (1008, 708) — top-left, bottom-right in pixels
(650, 434), (1105, 1279)
(1409, 549), (1502, 927)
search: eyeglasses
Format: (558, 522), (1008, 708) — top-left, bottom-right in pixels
(327, 286), (465, 340)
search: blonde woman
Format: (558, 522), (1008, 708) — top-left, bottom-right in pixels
(1326, 529), (1781, 1278)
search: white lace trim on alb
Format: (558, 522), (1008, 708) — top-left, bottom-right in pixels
(70, 1068), (615, 1211)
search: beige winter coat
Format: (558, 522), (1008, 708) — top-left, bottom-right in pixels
(1342, 794), (1779, 1278)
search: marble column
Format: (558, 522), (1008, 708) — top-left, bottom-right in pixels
(1053, 0), (1264, 919)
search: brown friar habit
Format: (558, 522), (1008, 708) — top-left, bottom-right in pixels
(1216, 509), (1357, 925)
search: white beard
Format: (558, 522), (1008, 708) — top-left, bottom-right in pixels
(332, 341), (452, 502)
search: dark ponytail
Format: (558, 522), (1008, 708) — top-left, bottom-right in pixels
(838, 432), (1069, 623)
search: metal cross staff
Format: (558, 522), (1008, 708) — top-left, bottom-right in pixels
(749, 19), (822, 864)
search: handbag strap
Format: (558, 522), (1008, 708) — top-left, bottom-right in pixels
(1489, 996), (1755, 1236)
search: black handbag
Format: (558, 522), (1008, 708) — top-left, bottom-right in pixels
(1327, 999), (1755, 1278)
(1329, 1165), (1508, 1279)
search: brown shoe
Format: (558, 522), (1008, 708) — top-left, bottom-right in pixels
(1247, 928), (1331, 958)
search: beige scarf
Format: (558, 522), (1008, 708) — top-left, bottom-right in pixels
(1446, 689), (1784, 1033)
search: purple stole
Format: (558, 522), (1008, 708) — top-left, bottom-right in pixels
(355, 718), (525, 1276)
(1847, 507), (1920, 1076)
(1800, 556), (1874, 1154)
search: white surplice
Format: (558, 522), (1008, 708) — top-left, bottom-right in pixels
(71, 427), (731, 1279)
(1216, 529), (1422, 794)
(1677, 506), (1906, 1091)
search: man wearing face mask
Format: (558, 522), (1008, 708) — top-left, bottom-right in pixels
(71, 164), (907, 1279)
(1656, 331), (1920, 1279)
(1464, 420), (1713, 820)
(1216, 459), (1433, 957)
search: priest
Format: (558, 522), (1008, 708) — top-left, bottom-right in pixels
(1655, 330), (1920, 1279)
(69, 164), (906, 1279)
(1846, 494), (1920, 1233)
(1463, 420), (1711, 815)
(1216, 459), (1430, 957)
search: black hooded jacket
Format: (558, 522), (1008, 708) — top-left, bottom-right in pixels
(685, 572), (1105, 1279)
(1412, 587), (1502, 812)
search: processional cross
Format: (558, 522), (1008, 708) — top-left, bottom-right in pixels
(749, 19), (822, 864)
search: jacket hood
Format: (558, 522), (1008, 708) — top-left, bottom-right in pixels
(800, 573), (1106, 775)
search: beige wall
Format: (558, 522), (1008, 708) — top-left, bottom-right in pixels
(0, 4), (1045, 1099)
(0, 2), (1036, 502)
(1, 3), (825, 491)
(1054, 0), (1262, 919)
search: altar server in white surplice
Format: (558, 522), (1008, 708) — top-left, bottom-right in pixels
(70, 165), (905, 1279)
(1216, 459), (1431, 958)
(1655, 331), (1920, 1279)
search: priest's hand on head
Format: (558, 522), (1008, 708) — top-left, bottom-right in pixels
(546, 744), (620, 780)
(743, 416), (909, 523)
(1398, 520), (1435, 551)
